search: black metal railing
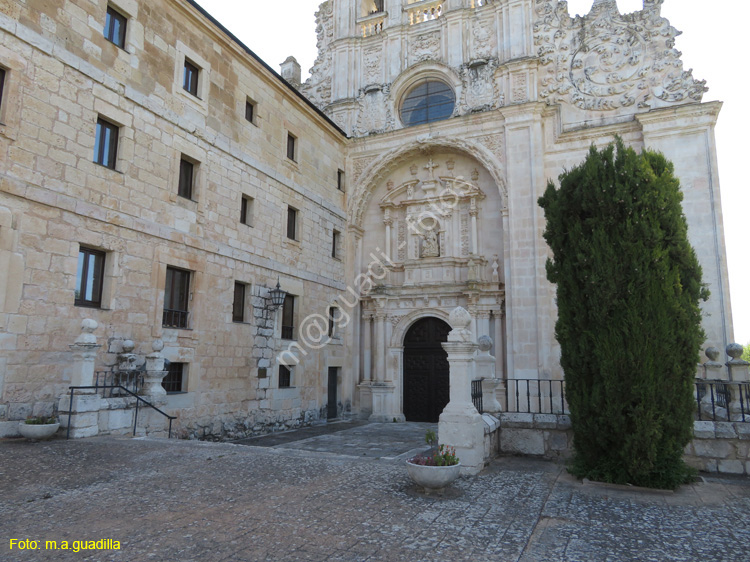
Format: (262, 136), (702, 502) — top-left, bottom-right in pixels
(471, 379), (483, 413)
(66, 384), (175, 439)
(506, 379), (567, 415)
(695, 380), (750, 422)
(162, 308), (189, 329)
(281, 325), (294, 340)
(94, 370), (142, 397)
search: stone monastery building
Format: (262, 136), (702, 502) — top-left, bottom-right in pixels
(0, 0), (734, 438)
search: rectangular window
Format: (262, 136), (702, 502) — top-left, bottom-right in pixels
(281, 294), (295, 340)
(75, 247), (106, 308)
(183, 59), (199, 97)
(245, 100), (254, 123)
(163, 266), (190, 329)
(162, 362), (186, 393)
(286, 133), (296, 161)
(0, 68), (6, 111)
(178, 157), (194, 200)
(332, 229), (341, 259)
(286, 206), (298, 240)
(337, 169), (345, 191)
(279, 365), (291, 388)
(103, 6), (127, 48)
(93, 117), (118, 169)
(328, 306), (338, 338)
(233, 282), (246, 323)
(240, 195), (253, 226)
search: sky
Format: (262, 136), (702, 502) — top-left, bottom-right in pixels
(196, 0), (748, 346)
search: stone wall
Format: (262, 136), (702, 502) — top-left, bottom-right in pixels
(497, 413), (574, 461)
(0, 0), (348, 439)
(684, 421), (750, 475)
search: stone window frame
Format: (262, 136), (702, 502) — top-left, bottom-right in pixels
(177, 155), (196, 200)
(174, 41), (210, 113)
(233, 280), (253, 324)
(0, 47), (27, 140)
(245, 97), (257, 126)
(286, 131), (297, 162)
(74, 243), (119, 310)
(240, 194), (254, 227)
(170, 141), (205, 206)
(332, 229), (341, 260)
(281, 293), (297, 341)
(163, 265), (192, 330)
(278, 364), (293, 388)
(75, 246), (106, 308)
(400, 79), (456, 127)
(337, 169), (345, 191)
(286, 205), (299, 241)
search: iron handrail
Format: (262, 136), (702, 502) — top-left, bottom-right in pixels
(66, 385), (176, 439)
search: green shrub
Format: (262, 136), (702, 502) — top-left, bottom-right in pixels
(538, 139), (708, 489)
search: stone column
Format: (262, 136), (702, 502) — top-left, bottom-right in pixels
(362, 313), (372, 382)
(59, 319), (103, 438)
(439, 307), (485, 476)
(469, 200), (479, 255)
(142, 339), (168, 404)
(476, 336), (502, 413)
(383, 215), (392, 259)
(374, 312), (386, 383)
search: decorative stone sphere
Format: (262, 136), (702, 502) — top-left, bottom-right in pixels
(448, 307), (471, 330)
(81, 318), (98, 333)
(727, 343), (744, 361)
(122, 339), (135, 353)
(152, 339), (164, 352)
(705, 347), (720, 362)
(478, 335), (493, 352)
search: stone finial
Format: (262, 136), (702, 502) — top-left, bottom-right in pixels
(74, 319), (98, 346)
(705, 347), (720, 362)
(727, 343), (746, 363)
(478, 335), (493, 353)
(152, 339), (164, 353)
(122, 339), (135, 354)
(280, 56), (301, 88)
(448, 307), (471, 330)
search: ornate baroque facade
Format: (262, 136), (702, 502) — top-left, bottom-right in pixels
(0, 0), (734, 436)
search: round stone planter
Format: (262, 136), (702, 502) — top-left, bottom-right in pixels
(18, 422), (60, 441)
(405, 461), (461, 493)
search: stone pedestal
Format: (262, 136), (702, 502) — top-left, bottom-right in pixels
(727, 344), (749, 382)
(475, 335), (502, 413)
(368, 382), (404, 422)
(59, 319), (102, 438)
(142, 339), (168, 405)
(439, 307), (485, 476)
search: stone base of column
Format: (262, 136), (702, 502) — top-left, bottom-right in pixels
(368, 383), (405, 422)
(58, 393), (102, 438)
(357, 382), (373, 419)
(439, 403), (486, 476)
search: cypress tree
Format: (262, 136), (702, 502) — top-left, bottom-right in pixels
(538, 139), (708, 489)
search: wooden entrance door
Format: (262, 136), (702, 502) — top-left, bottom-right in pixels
(327, 367), (338, 420)
(403, 317), (451, 422)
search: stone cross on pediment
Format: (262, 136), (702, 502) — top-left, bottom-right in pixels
(424, 159), (439, 181)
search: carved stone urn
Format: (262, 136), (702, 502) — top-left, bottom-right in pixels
(18, 420), (60, 441)
(405, 460), (461, 494)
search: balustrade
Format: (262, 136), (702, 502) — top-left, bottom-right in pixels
(406, 0), (443, 25)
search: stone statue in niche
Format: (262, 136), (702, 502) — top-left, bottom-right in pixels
(422, 229), (440, 257)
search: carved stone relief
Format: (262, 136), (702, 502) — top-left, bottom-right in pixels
(511, 71), (528, 103)
(460, 60), (502, 113)
(301, 1), (334, 108)
(363, 46), (382, 85)
(533, 0), (707, 111)
(409, 32), (441, 65)
(354, 85), (393, 136)
(473, 134), (504, 162)
(471, 17), (495, 59)
(352, 155), (377, 184)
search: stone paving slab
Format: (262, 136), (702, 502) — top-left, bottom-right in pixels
(1, 424), (749, 562)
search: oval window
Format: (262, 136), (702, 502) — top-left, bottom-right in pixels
(400, 80), (456, 127)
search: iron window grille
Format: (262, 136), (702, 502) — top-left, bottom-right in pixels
(75, 247), (106, 308)
(94, 117), (119, 169)
(233, 282), (246, 323)
(163, 266), (190, 329)
(281, 294), (295, 340)
(103, 6), (127, 48)
(162, 362), (185, 393)
(279, 365), (291, 388)
(183, 59), (199, 97)
(178, 157), (194, 199)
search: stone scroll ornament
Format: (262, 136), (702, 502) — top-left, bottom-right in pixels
(533, 0), (707, 111)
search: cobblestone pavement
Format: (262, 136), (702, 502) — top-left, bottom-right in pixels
(2, 423), (750, 562)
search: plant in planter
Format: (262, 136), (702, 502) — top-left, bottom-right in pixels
(19, 415), (60, 441)
(406, 430), (461, 493)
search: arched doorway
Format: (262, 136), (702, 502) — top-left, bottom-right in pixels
(403, 317), (451, 422)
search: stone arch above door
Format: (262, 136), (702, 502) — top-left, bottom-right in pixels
(349, 136), (507, 228)
(391, 308), (451, 348)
